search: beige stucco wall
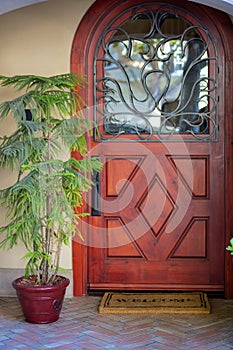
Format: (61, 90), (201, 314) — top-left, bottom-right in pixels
(0, 0), (95, 294)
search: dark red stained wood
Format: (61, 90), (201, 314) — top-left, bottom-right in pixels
(87, 142), (224, 289)
(172, 219), (208, 258)
(71, 0), (233, 297)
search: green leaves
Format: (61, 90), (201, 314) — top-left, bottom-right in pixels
(0, 73), (86, 124)
(53, 117), (92, 154)
(23, 251), (50, 280)
(0, 73), (103, 284)
(0, 73), (85, 93)
(226, 238), (233, 255)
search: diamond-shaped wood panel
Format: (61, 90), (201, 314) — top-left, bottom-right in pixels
(138, 175), (175, 237)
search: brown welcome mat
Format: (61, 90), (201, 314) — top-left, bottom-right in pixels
(99, 292), (211, 314)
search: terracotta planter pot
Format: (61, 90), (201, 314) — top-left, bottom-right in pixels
(12, 276), (70, 324)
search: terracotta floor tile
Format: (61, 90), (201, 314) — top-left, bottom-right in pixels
(0, 296), (232, 350)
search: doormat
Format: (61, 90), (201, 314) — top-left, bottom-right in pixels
(99, 292), (211, 314)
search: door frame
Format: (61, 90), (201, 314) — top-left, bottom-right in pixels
(71, 0), (233, 297)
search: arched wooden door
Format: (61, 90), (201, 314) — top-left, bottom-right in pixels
(71, 0), (233, 297)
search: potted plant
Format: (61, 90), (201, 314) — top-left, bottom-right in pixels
(0, 73), (102, 323)
(226, 238), (233, 256)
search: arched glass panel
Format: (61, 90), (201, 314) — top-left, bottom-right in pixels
(94, 4), (218, 141)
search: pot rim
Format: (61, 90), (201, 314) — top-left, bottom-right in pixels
(12, 275), (70, 292)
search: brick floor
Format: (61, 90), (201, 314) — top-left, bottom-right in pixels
(0, 296), (232, 349)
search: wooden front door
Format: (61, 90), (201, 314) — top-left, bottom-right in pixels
(88, 140), (224, 291)
(71, 0), (233, 296)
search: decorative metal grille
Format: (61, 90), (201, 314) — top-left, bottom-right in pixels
(94, 4), (218, 141)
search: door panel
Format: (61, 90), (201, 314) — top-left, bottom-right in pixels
(88, 141), (224, 290)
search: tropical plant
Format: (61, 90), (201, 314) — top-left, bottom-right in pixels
(0, 73), (102, 285)
(226, 238), (233, 256)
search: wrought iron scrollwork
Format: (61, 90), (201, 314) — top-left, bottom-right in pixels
(94, 4), (218, 141)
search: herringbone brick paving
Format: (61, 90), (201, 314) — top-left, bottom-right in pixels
(0, 296), (232, 349)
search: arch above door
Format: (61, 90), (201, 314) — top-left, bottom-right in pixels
(71, 0), (233, 298)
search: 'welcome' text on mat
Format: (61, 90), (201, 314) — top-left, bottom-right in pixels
(99, 292), (211, 314)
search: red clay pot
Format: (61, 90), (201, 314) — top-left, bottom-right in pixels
(12, 276), (70, 324)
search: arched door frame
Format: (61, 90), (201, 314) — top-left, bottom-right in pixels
(71, 0), (233, 298)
